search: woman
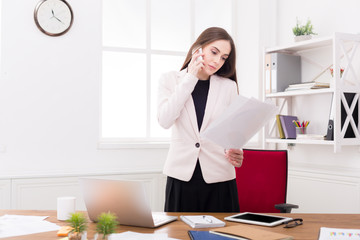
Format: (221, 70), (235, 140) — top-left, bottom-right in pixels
(157, 27), (244, 212)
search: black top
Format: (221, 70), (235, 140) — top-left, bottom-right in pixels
(191, 80), (210, 131)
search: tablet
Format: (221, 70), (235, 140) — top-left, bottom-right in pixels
(224, 212), (293, 227)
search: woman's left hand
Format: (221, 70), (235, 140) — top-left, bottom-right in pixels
(225, 149), (244, 168)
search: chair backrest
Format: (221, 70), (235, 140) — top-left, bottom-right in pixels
(235, 149), (288, 213)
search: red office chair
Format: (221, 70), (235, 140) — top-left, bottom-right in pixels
(235, 149), (298, 213)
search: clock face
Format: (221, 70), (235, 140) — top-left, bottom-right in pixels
(34, 0), (73, 36)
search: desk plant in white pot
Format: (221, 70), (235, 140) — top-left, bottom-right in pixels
(292, 18), (316, 42)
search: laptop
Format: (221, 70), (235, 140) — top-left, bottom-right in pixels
(80, 178), (177, 228)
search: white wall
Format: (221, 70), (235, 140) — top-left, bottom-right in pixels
(0, 0), (168, 178)
(276, 0), (360, 46)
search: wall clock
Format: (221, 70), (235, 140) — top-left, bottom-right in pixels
(34, 0), (74, 37)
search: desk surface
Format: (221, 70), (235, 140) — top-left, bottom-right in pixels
(2, 210), (360, 240)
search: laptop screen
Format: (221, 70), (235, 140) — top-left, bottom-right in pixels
(80, 178), (155, 227)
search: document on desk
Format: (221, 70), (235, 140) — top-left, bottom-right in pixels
(318, 227), (360, 240)
(201, 96), (278, 149)
(0, 214), (60, 238)
(108, 231), (180, 240)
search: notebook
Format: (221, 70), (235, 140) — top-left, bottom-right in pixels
(279, 115), (298, 139)
(188, 230), (234, 240)
(181, 215), (225, 228)
(80, 178), (177, 228)
(210, 225), (293, 240)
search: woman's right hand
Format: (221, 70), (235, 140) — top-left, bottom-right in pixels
(187, 49), (204, 77)
(225, 149), (244, 168)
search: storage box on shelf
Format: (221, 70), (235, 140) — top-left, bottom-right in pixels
(264, 32), (360, 153)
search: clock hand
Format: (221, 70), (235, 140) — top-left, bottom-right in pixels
(54, 16), (65, 24)
(50, 9), (56, 19)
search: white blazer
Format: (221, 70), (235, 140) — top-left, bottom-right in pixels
(158, 70), (238, 184)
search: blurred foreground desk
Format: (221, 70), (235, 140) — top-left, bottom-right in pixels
(1, 210), (360, 240)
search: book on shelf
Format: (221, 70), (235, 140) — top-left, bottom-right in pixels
(296, 134), (325, 140)
(311, 82), (330, 89)
(181, 215), (225, 228)
(285, 81), (330, 91)
(279, 115), (298, 139)
(209, 225), (293, 240)
(276, 114), (285, 139)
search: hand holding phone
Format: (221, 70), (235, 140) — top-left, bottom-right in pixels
(188, 47), (203, 77)
(197, 48), (203, 61)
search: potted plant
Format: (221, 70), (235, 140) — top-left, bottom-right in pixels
(292, 18), (317, 42)
(96, 212), (118, 240)
(66, 212), (88, 240)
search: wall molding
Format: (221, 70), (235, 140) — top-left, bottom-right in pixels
(0, 171), (166, 212)
(0, 169), (163, 180)
(288, 168), (360, 213)
(289, 161), (360, 179)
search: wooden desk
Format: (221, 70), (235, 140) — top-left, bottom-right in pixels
(2, 210), (360, 240)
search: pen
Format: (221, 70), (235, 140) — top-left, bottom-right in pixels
(203, 215), (213, 223)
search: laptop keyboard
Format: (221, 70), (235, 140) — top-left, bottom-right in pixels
(152, 214), (174, 225)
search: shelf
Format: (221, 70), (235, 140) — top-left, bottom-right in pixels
(265, 33), (359, 54)
(266, 138), (334, 145)
(265, 36), (333, 53)
(266, 138), (360, 146)
(263, 32), (360, 152)
(266, 88), (333, 98)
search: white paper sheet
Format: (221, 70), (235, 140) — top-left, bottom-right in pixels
(0, 214), (60, 239)
(201, 96), (278, 149)
(109, 231), (180, 240)
(318, 227), (360, 240)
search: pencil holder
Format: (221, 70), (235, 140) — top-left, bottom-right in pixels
(295, 127), (307, 136)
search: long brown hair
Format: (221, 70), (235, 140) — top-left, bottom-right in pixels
(181, 27), (237, 84)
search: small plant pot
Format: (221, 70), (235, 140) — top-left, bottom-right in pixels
(68, 231), (87, 240)
(94, 233), (111, 240)
(294, 35), (312, 42)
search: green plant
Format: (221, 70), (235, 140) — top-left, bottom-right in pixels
(66, 212), (88, 240)
(292, 18), (317, 36)
(96, 212), (118, 239)
(66, 212), (88, 233)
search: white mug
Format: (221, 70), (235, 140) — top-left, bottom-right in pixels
(57, 196), (76, 220)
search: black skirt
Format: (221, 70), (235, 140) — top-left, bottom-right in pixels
(164, 161), (240, 212)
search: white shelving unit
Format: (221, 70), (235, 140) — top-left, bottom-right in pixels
(264, 32), (360, 152)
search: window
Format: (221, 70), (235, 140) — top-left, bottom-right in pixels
(101, 0), (235, 146)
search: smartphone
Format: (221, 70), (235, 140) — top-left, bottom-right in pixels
(197, 48), (203, 61)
